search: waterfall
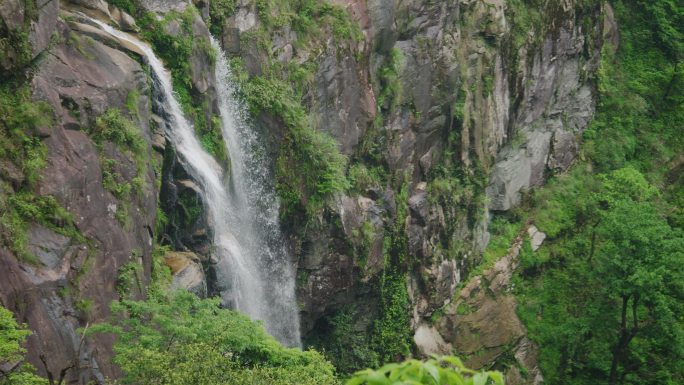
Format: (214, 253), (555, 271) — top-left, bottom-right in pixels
(210, 37), (301, 346)
(89, 19), (301, 347)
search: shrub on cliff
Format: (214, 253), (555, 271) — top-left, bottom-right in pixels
(0, 306), (47, 385)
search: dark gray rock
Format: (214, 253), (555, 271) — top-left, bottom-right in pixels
(27, 226), (72, 269)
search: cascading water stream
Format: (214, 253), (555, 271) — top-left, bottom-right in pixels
(211, 37), (301, 346)
(89, 19), (301, 347)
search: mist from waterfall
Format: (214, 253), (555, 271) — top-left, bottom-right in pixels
(89, 19), (301, 347)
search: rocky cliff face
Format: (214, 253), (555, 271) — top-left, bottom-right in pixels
(0, 0), (217, 382)
(0, 0), (614, 383)
(215, 0), (611, 380)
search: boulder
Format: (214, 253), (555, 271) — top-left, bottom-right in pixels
(164, 251), (207, 297)
(414, 323), (452, 356)
(527, 225), (546, 251)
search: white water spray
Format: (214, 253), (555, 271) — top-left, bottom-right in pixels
(90, 19), (301, 347)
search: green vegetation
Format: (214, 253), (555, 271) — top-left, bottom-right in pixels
(116, 261), (143, 299)
(91, 291), (339, 385)
(208, 0), (360, 224)
(89, 108), (148, 226)
(0, 0), (39, 77)
(511, 2), (684, 384)
(239, 74), (349, 222)
(108, 0), (226, 162)
(125, 89), (140, 119)
(89, 291), (498, 385)
(348, 164), (384, 194)
(67, 32), (96, 60)
(353, 220), (376, 267)
(0, 306), (48, 385)
(346, 356), (504, 385)
(209, 0), (237, 36)
(254, 0), (362, 44)
(147, 244), (173, 301)
(516, 168), (684, 385)
(480, 216), (521, 270)
(0, 84), (50, 186)
(1, 193), (84, 263)
(138, 6), (227, 163)
(301, 179), (411, 374)
(373, 269), (412, 363)
(0, 83), (85, 263)
(372, 180), (412, 365)
(376, 48), (405, 112)
(425, 124), (488, 268)
(505, 0), (543, 49)
(105, 0), (141, 18)
(305, 306), (380, 375)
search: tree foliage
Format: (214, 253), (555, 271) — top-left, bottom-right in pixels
(517, 167), (684, 385)
(90, 291), (339, 385)
(0, 306), (48, 385)
(346, 356), (504, 385)
(513, 1), (684, 383)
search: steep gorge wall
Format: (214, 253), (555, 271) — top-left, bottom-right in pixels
(207, 0), (613, 380)
(0, 0), (614, 383)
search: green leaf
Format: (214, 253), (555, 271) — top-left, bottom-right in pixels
(488, 371), (504, 385)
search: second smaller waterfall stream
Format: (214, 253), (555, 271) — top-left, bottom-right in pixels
(90, 19), (301, 347)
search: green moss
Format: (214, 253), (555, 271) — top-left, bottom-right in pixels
(1, 192), (85, 263)
(238, 74), (349, 222)
(0, 82), (86, 263)
(88, 108), (148, 227)
(456, 302), (473, 315)
(178, 189), (203, 226)
(296, 269), (310, 287)
(0, 0), (40, 77)
(209, 0), (237, 36)
(105, 0), (141, 17)
(67, 32), (96, 60)
(505, 0), (543, 49)
(348, 164), (384, 194)
(353, 220), (377, 268)
(116, 261), (143, 299)
(92, 108), (145, 153)
(126, 89), (140, 119)
(376, 48), (405, 112)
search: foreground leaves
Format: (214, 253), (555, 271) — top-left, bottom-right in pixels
(346, 356), (504, 385)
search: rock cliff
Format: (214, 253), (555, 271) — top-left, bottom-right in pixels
(0, 0), (615, 383)
(210, 0), (613, 381)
